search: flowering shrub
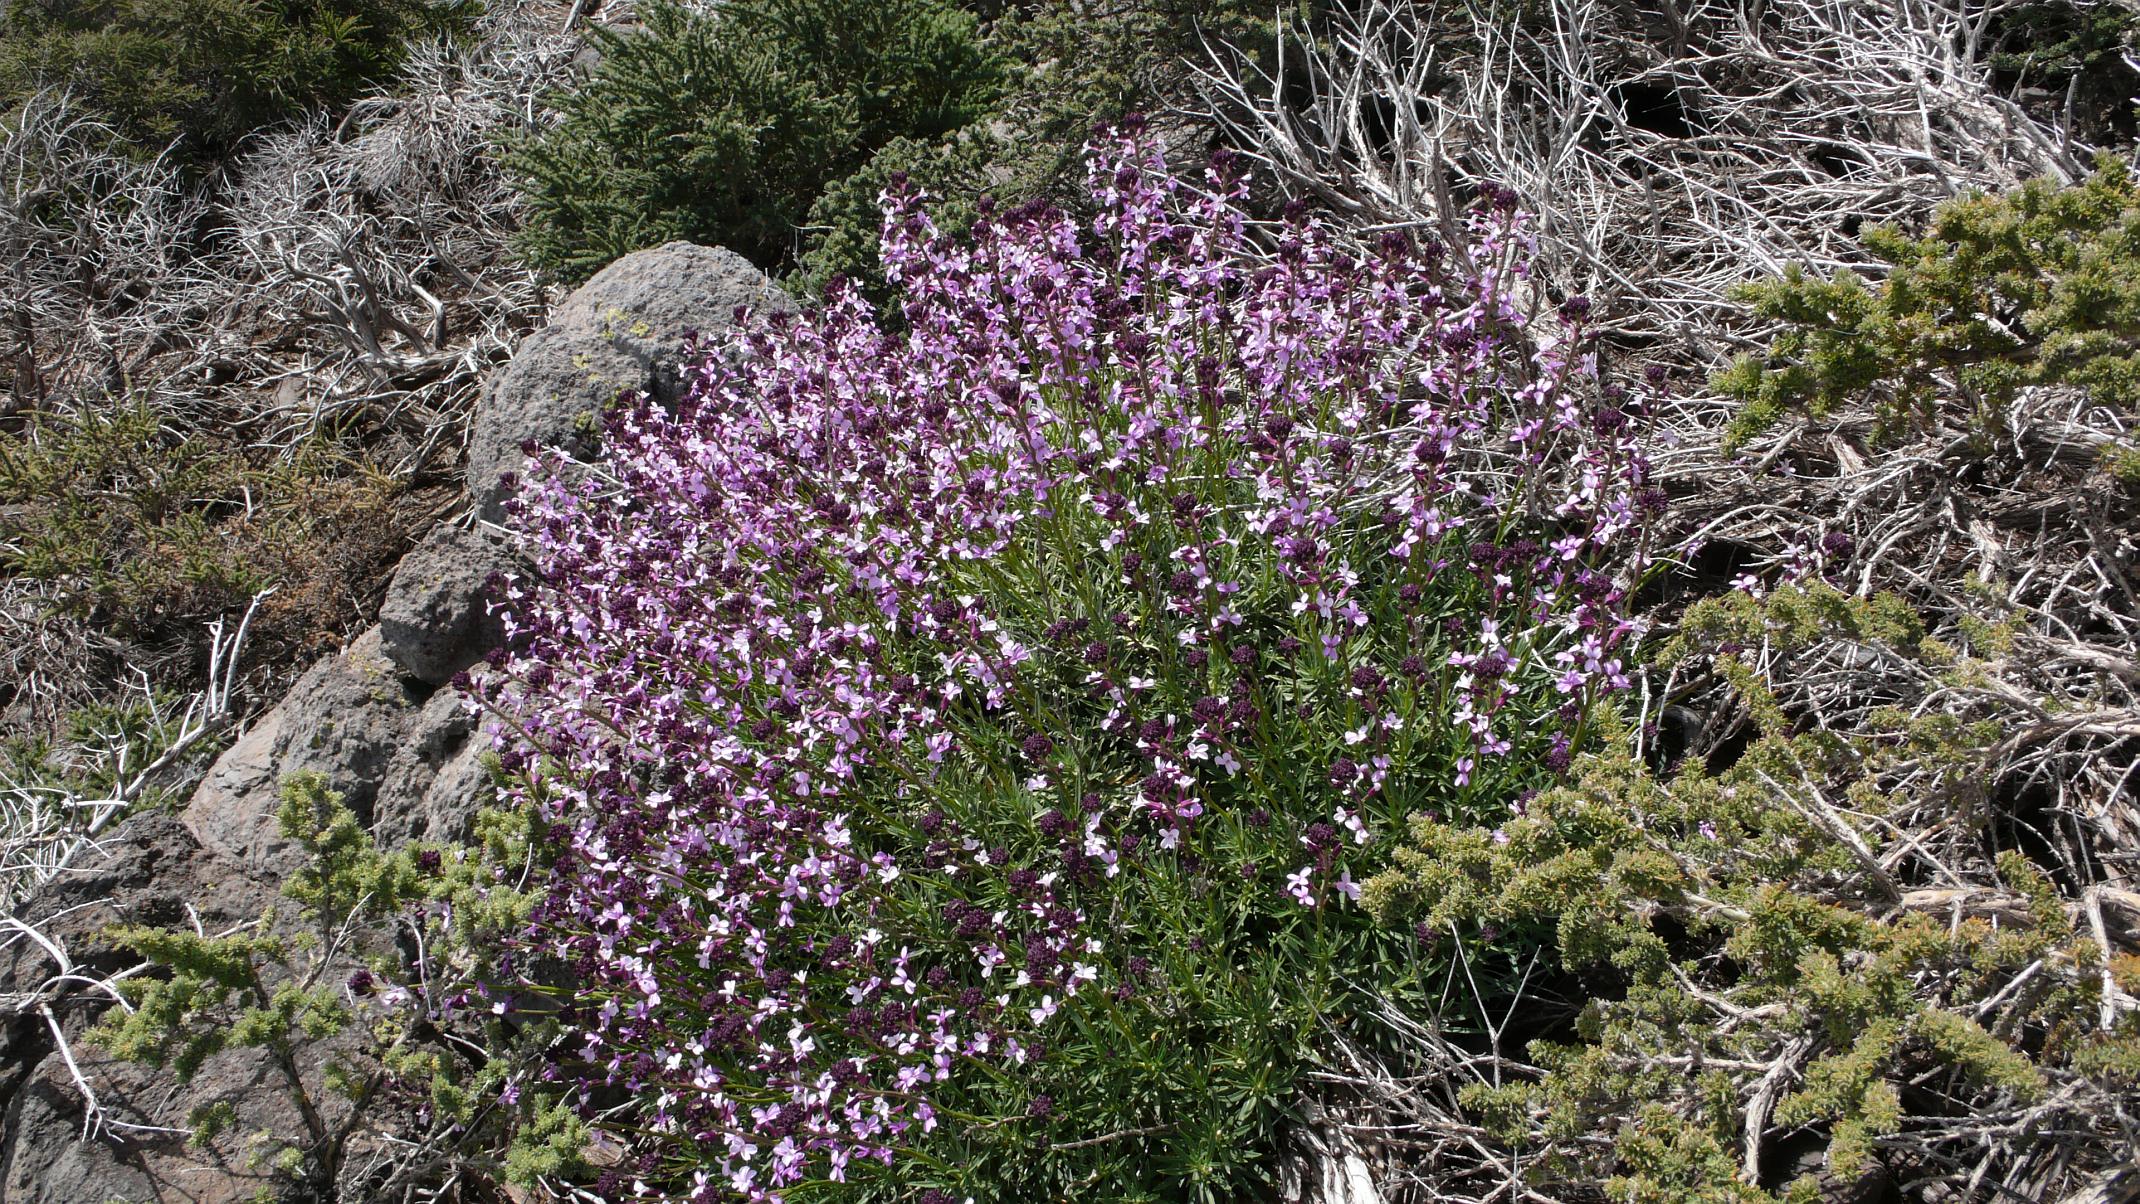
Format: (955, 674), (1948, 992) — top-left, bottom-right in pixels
(478, 124), (1658, 1200)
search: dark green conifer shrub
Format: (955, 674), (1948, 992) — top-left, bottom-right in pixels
(0, 0), (476, 157)
(505, 0), (1005, 283)
(788, 0), (1319, 296)
(1983, 1), (2140, 141)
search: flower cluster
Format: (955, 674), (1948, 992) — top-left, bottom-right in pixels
(476, 122), (1655, 1200)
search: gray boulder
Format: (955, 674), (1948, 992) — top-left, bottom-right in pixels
(377, 523), (514, 685)
(465, 326), (642, 523)
(372, 689), (493, 848)
(183, 627), (418, 873)
(467, 242), (787, 521)
(550, 241), (790, 403)
(183, 625), (502, 871)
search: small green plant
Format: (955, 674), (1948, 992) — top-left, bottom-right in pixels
(1715, 158), (2140, 460)
(0, 0), (477, 159)
(506, 0), (1004, 283)
(92, 773), (424, 1193)
(90, 772), (586, 1198)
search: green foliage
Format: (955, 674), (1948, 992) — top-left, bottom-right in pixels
(1983, 1), (2140, 141)
(788, 0), (1317, 296)
(510, 0), (1318, 290)
(1366, 586), (2130, 1200)
(92, 773), (418, 1189)
(506, 0), (1004, 282)
(1716, 159), (2140, 460)
(0, 0), (476, 158)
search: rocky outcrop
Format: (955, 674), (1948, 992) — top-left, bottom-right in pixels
(464, 327), (640, 523)
(371, 688), (492, 848)
(467, 241), (789, 520)
(189, 242), (787, 871)
(547, 241), (787, 404)
(0, 242), (785, 1202)
(376, 523), (515, 687)
(0, 814), (302, 1204)
(180, 627), (422, 874)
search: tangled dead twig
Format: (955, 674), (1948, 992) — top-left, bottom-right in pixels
(0, 0), (587, 726)
(1197, 0), (2084, 363)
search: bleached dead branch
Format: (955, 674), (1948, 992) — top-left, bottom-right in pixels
(1198, 0), (2086, 365)
(0, 587), (269, 915)
(1, 0), (586, 721)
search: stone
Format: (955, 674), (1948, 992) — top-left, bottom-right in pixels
(182, 627), (418, 872)
(549, 241), (789, 403)
(465, 326), (643, 522)
(0, 813), (290, 1204)
(467, 242), (788, 521)
(372, 689), (493, 848)
(376, 523), (515, 685)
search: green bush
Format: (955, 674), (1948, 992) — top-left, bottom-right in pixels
(511, 0), (1318, 291)
(1716, 159), (2140, 458)
(1365, 582), (2139, 1201)
(788, 0), (1318, 296)
(505, 0), (1004, 283)
(0, 0), (476, 157)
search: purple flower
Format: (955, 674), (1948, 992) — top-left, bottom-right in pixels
(477, 118), (1652, 1198)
